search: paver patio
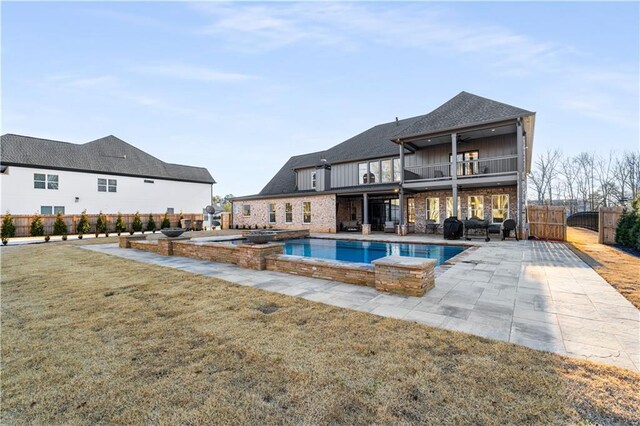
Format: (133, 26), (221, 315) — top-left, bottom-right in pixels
(82, 237), (639, 371)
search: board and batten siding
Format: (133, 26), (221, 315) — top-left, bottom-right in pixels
(296, 168), (315, 191)
(408, 134), (517, 167)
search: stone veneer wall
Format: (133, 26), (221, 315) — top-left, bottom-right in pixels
(240, 229), (309, 241)
(411, 186), (517, 233)
(172, 241), (283, 270)
(232, 194), (337, 233)
(373, 256), (436, 297)
(265, 255), (375, 286)
(119, 234), (147, 248)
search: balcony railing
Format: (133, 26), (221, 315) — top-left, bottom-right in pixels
(405, 155), (518, 181)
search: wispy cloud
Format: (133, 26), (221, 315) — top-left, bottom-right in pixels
(135, 64), (256, 82)
(47, 74), (119, 88)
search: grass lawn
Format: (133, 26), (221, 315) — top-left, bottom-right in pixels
(1, 242), (639, 424)
(567, 227), (640, 310)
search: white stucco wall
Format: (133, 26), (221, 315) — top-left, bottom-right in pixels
(0, 166), (213, 215)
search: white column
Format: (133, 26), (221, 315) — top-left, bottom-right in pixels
(516, 119), (524, 237)
(451, 133), (458, 217)
(399, 141), (405, 227)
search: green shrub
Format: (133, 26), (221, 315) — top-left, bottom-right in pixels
(96, 212), (107, 234)
(146, 214), (156, 232)
(76, 210), (91, 235)
(161, 213), (171, 229)
(177, 211), (184, 228)
(30, 214), (44, 237)
(132, 212), (143, 232)
(1, 212), (16, 239)
(53, 212), (68, 235)
(615, 196), (640, 251)
(115, 213), (126, 234)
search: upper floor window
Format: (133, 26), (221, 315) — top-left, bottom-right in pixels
(167, 208), (175, 214)
(369, 161), (380, 184)
(303, 202), (311, 223)
(34, 173), (58, 190)
(285, 203), (293, 223)
(393, 158), (401, 182)
(98, 178), (117, 192)
(358, 163), (368, 184)
(311, 172), (316, 189)
(359, 158), (401, 185)
(381, 159), (392, 183)
(242, 205), (251, 216)
(450, 151), (479, 176)
(268, 203), (276, 223)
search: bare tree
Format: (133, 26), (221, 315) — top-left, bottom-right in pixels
(596, 151), (616, 207)
(559, 155), (579, 213)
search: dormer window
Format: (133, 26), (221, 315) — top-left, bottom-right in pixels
(311, 172), (316, 189)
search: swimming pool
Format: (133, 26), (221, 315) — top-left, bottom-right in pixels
(283, 238), (465, 265)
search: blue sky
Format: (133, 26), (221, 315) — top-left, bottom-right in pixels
(2, 1), (638, 197)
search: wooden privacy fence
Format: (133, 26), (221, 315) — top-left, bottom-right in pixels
(0, 213), (203, 237)
(598, 206), (623, 244)
(527, 205), (566, 241)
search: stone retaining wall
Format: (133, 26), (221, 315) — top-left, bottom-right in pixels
(265, 255), (375, 286)
(172, 241), (284, 270)
(119, 234), (147, 248)
(373, 256), (436, 297)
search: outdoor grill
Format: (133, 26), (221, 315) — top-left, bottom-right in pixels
(443, 217), (464, 240)
(463, 219), (491, 242)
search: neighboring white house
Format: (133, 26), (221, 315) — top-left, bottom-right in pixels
(0, 134), (215, 215)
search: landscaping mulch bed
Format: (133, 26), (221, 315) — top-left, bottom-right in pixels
(1, 243), (639, 424)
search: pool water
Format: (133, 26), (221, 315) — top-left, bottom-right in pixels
(283, 238), (465, 265)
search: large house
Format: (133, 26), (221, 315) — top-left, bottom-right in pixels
(232, 92), (535, 236)
(0, 134), (215, 215)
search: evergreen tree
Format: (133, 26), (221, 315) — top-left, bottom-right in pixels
(146, 214), (156, 232)
(115, 212), (126, 234)
(132, 212), (143, 232)
(96, 211), (107, 234)
(53, 211), (68, 235)
(161, 213), (171, 229)
(30, 214), (44, 237)
(1, 212), (16, 239)
(76, 210), (91, 235)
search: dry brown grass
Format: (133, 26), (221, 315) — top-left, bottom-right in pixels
(567, 227), (640, 309)
(1, 243), (639, 425)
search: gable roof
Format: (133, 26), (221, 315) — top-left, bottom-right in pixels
(0, 134), (215, 184)
(395, 91), (534, 140)
(251, 91), (534, 198)
(257, 115), (425, 196)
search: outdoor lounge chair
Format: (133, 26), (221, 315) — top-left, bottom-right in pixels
(384, 221), (397, 233)
(501, 219), (518, 241)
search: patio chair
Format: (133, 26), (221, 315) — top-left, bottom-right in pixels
(501, 219), (518, 241)
(425, 220), (439, 234)
(384, 221), (397, 233)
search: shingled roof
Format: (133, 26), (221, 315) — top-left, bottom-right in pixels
(252, 91), (533, 197)
(395, 91), (534, 140)
(0, 134), (215, 184)
(257, 115), (425, 196)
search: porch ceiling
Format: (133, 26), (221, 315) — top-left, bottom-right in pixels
(407, 123), (516, 150)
